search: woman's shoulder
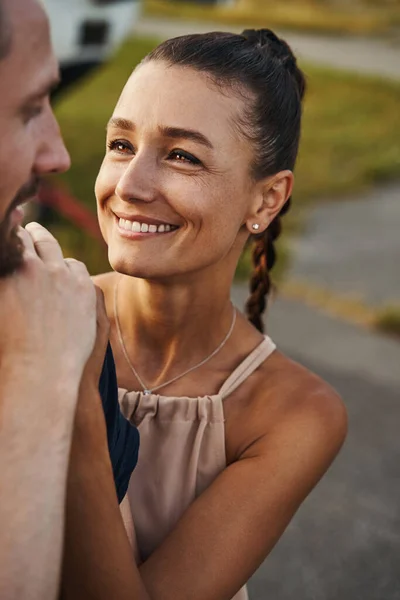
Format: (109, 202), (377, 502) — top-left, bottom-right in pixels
(230, 349), (348, 463)
(260, 351), (347, 439)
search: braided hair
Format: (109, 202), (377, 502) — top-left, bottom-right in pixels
(144, 27), (306, 332)
(246, 198), (291, 332)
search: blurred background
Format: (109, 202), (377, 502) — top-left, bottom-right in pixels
(34, 1), (400, 598)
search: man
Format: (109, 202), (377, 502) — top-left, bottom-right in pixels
(0, 1), (139, 598)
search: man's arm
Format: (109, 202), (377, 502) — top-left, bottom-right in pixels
(0, 224), (97, 600)
(0, 368), (80, 600)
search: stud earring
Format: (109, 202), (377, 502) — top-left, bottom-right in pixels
(252, 223), (260, 231)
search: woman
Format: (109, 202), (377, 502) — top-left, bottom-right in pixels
(93, 28), (347, 599)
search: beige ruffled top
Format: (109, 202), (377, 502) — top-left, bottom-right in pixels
(119, 335), (277, 600)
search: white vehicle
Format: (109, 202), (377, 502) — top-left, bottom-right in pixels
(42, 0), (142, 94)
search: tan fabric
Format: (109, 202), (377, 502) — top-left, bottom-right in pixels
(119, 336), (276, 600)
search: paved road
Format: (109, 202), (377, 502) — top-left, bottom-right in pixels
(134, 16), (400, 80)
(231, 285), (400, 600)
(288, 183), (400, 307)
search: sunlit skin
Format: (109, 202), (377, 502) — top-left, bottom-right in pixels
(92, 60), (347, 599)
(95, 61), (294, 380)
(0, 0), (70, 274)
(96, 62), (270, 281)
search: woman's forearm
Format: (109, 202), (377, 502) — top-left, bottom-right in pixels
(61, 382), (149, 600)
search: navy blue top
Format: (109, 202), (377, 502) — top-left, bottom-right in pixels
(99, 342), (139, 503)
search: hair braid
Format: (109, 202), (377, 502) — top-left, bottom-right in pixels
(246, 234), (269, 333)
(245, 199), (291, 332)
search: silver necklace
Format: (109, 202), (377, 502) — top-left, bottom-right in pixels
(114, 276), (237, 395)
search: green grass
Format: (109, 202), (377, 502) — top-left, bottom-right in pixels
(296, 68), (400, 203)
(144, 0), (399, 37)
(375, 305), (400, 337)
(52, 35), (400, 277)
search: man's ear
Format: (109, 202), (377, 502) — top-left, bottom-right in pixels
(245, 170), (293, 234)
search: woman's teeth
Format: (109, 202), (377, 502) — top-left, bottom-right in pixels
(118, 219), (174, 233)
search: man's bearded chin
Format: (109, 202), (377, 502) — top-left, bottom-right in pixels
(0, 179), (40, 278)
(0, 223), (24, 277)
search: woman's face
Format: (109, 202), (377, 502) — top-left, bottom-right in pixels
(95, 60), (259, 280)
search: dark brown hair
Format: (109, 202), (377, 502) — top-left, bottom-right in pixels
(144, 28), (306, 332)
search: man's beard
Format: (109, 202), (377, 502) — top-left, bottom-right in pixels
(0, 178), (40, 277)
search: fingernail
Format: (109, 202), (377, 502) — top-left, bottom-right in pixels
(25, 221), (42, 228)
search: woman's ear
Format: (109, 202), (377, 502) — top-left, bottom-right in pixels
(245, 170), (293, 234)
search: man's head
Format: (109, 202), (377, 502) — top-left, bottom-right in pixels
(0, 0), (70, 276)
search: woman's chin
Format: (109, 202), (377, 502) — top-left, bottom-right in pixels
(109, 257), (190, 283)
(109, 255), (167, 280)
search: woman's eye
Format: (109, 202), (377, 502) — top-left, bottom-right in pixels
(169, 150), (201, 165)
(107, 140), (133, 154)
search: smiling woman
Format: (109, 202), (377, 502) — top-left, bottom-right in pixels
(70, 28), (348, 600)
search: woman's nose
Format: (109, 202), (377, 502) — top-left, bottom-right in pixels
(115, 153), (158, 205)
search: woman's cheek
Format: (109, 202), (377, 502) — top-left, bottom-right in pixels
(94, 163), (107, 207)
(95, 162), (118, 209)
(95, 205), (110, 245)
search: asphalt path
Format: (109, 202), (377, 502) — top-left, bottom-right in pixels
(231, 286), (400, 600)
(288, 183), (400, 307)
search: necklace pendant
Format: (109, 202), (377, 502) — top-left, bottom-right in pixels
(143, 389), (152, 395)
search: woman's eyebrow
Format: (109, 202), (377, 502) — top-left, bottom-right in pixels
(160, 126), (214, 149)
(107, 117), (134, 131)
(106, 118), (213, 150)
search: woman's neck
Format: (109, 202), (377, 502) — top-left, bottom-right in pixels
(114, 271), (236, 384)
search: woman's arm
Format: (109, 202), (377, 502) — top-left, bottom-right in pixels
(61, 380), (148, 600)
(60, 288), (149, 600)
(61, 371), (346, 600)
(138, 385), (347, 600)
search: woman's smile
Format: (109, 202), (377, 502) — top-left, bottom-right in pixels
(115, 213), (180, 240)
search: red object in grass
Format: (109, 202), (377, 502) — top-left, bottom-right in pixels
(39, 181), (104, 243)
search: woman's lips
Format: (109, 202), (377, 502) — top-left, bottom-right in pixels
(115, 215), (179, 239)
